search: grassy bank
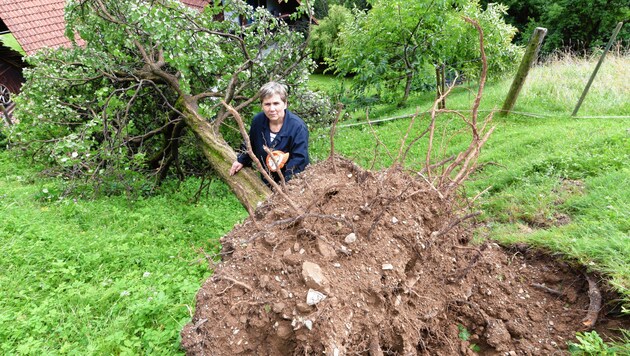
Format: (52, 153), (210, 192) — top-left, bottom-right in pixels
(0, 152), (247, 354)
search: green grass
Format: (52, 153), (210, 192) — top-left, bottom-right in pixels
(515, 52), (630, 116)
(0, 151), (247, 354)
(467, 117), (629, 298)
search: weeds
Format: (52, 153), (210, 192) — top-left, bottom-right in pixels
(568, 330), (630, 355)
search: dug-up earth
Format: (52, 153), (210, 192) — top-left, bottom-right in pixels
(181, 157), (628, 355)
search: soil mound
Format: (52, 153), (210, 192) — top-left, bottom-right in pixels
(181, 157), (626, 355)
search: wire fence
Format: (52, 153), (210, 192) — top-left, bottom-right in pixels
(334, 109), (630, 129)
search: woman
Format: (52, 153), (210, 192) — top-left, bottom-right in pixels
(229, 81), (309, 184)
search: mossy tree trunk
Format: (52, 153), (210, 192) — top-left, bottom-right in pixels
(179, 96), (271, 213)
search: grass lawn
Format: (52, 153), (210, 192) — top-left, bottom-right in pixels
(0, 34), (26, 55)
(0, 152), (247, 354)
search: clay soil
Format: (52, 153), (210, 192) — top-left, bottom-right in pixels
(181, 157), (629, 355)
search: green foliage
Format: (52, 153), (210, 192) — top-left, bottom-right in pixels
(457, 324), (481, 353)
(457, 324), (471, 341)
(8, 0), (318, 192)
(291, 86), (337, 127)
(309, 5), (354, 65)
(480, 0), (629, 53)
(317, 0), (371, 17)
(0, 150), (247, 354)
(329, 0), (520, 106)
(568, 331), (630, 355)
(528, 0), (629, 54)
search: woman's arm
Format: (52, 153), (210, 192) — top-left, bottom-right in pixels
(283, 123), (309, 180)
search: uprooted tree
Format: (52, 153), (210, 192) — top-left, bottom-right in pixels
(8, 0), (322, 212)
(181, 17), (616, 354)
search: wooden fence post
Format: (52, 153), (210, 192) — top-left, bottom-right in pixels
(435, 64), (446, 109)
(500, 27), (547, 116)
(572, 22), (624, 116)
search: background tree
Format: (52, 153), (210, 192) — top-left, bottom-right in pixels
(480, 0), (629, 53)
(309, 4), (353, 68)
(314, 0), (371, 18)
(9, 0), (319, 212)
(328, 0), (520, 106)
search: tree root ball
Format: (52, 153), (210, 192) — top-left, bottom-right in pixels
(181, 157), (629, 355)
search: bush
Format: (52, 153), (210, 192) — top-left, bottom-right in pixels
(308, 5), (354, 68)
(291, 87), (337, 128)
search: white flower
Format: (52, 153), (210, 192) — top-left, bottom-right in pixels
(143, 272), (151, 278)
(120, 290), (130, 297)
(42, 188), (49, 194)
(71, 152), (78, 158)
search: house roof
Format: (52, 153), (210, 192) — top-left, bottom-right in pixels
(0, 0), (81, 55)
(0, 0), (211, 56)
(180, 0), (212, 11)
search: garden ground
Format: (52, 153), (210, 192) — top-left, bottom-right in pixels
(181, 158), (630, 354)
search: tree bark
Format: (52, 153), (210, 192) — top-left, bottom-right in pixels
(179, 97), (271, 212)
(400, 71), (413, 107)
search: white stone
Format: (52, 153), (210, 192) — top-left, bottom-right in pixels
(344, 233), (357, 244)
(382, 263), (394, 270)
(306, 289), (327, 305)
(391, 217), (399, 224)
(304, 319), (313, 330)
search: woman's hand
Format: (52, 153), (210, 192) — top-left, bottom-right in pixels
(229, 161), (244, 176)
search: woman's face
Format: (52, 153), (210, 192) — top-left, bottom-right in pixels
(261, 94), (287, 122)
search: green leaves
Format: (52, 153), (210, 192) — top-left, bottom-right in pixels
(568, 331), (629, 355)
(327, 0), (520, 105)
(457, 323), (471, 341)
(10, 0), (317, 191)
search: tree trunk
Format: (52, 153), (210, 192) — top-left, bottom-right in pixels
(400, 71), (413, 106)
(180, 98), (271, 213)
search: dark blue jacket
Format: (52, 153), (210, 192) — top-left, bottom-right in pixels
(237, 109), (309, 183)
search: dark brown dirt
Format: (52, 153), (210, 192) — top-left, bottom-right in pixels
(181, 157), (629, 355)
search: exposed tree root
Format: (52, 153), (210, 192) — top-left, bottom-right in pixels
(531, 283), (564, 297)
(582, 273), (602, 329)
(213, 275), (253, 295)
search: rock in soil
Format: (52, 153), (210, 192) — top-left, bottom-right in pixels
(181, 157), (629, 355)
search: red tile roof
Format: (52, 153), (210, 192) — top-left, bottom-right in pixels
(180, 0), (212, 11)
(0, 0), (83, 55)
(0, 0), (210, 56)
